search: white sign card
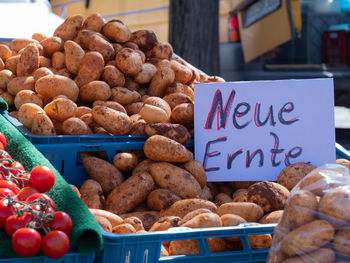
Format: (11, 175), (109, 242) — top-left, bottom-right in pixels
(194, 79), (335, 182)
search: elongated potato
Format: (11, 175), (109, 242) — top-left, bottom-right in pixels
(181, 209), (214, 225)
(80, 81), (111, 102)
(122, 217), (144, 231)
(35, 74), (79, 101)
(182, 213), (221, 228)
(258, 210), (283, 224)
(44, 97), (77, 121)
(82, 156), (123, 195)
(170, 60), (193, 84)
(92, 106), (132, 135)
(92, 100), (127, 114)
(143, 96), (171, 118)
(102, 65), (125, 87)
(95, 216), (112, 232)
(181, 160), (207, 188)
(129, 30), (158, 51)
(160, 199), (217, 218)
(0, 69), (14, 89)
(10, 38), (38, 53)
(110, 87), (140, 106)
(40, 36), (64, 56)
(7, 76), (35, 96)
(105, 172), (155, 215)
(82, 13), (105, 32)
(171, 103), (194, 128)
(80, 179), (105, 209)
(115, 48), (142, 75)
(217, 202), (264, 222)
(89, 208), (123, 227)
(14, 90), (43, 110)
(75, 51), (104, 87)
(51, 51), (65, 70)
(112, 223), (136, 234)
(148, 66), (175, 97)
(31, 112), (56, 135)
(147, 189), (181, 211)
(145, 123), (190, 145)
(150, 162), (201, 199)
(54, 14), (83, 41)
(149, 216), (181, 232)
(144, 135), (193, 163)
(102, 20), (131, 43)
(134, 63), (157, 84)
(140, 104), (168, 123)
(163, 93), (193, 109)
(16, 44), (39, 77)
(18, 103), (45, 129)
(64, 40), (84, 75)
(119, 211), (159, 230)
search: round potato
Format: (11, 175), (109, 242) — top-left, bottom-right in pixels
(148, 66), (175, 97)
(32, 33), (47, 42)
(102, 65), (125, 87)
(7, 76), (35, 96)
(163, 93), (193, 109)
(125, 102), (143, 115)
(140, 104), (168, 123)
(79, 81), (111, 102)
(40, 36), (64, 56)
(171, 103), (194, 129)
(129, 30), (158, 51)
(44, 97), (78, 121)
(258, 210), (283, 224)
(75, 106), (92, 118)
(170, 60), (192, 84)
(181, 160), (207, 188)
(18, 103), (45, 129)
(0, 91), (14, 108)
(31, 111), (56, 135)
(180, 208), (214, 225)
(102, 20), (131, 43)
(134, 63), (157, 84)
(0, 44), (11, 62)
(5, 55), (20, 74)
(149, 216), (181, 232)
(232, 189), (248, 202)
(0, 69), (14, 89)
(130, 120), (146, 135)
(39, 56), (51, 68)
(248, 234), (272, 249)
(143, 96), (171, 119)
(214, 193), (232, 207)
(33, 67), (53, 82)
(64, 40), (84, 75)
(10, 38), (38, 53)
(54, 14), (83, 41)
(14, 90), (43, 110)
(62, 117), (92, 135)
(112, 223), (136, 234)
(115, 48), (142, 75)
(113, 152), (138, 171)
(119, 211), (159, 231)
(166, 82), (194, 100)
(82, 13), (105, 32)
(75, 51), (104, 87)
(147, 189), (181, 211)
(145, 123), (190, 145)
(122, 217), (144, 232)
(80, 179), (105, 209)
(51, 51), (65, 70)
(110, 87), (140, 106)
(147, 42), (173, 60)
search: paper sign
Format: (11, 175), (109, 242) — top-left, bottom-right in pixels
(194, 79), (335, 182)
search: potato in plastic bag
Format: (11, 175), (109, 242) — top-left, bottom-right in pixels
(268, 164), (350, 263)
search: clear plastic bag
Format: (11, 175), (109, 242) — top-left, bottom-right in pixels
(268, 164), (350, 263)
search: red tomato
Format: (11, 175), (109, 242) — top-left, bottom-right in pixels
(5, 213), (34, 237)
(0, 180), (19, 194)
(41, 230), (69, 259)
(0, 150), (10, 160)
(50, 211), (72, 235)
(0, 188), (16, 198)
(16, 187), (39, 201)
(26, 193), (55, 210)
(0, 199), (15, 228)
(0, 132), (6, 149)
(12, 228), (42, 257)
(9, 161), (25, 177)
(29, 165), (55, 193)
(0, 142), (4, 150)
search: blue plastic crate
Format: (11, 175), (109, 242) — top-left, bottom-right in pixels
(97, 224), (275, 263)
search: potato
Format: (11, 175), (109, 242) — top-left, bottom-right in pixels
(95, 216), (112, 232)
(39, 56), (51, 68)
(120, 211), (159, 230)
(150, 162), (201, 199)
(215, 193), (232, 206)
(145, 123), (190, 145)
(40, 37), (64, 56)
(10, 38), (38, 53)
(16, 44), (39, 77)
(82, 13), (105, 32)
(92, 100), (127, 114)
(247, 181), (290, 213)
(9, 111), (18, 119)
(147, 189), (181, 211)
(166, 82), (194, 100)
(170, 60), (193, 84)
(31, 112), (56, 135)
(79, 81), (111, 102)
(144, 135), (193, 162)
(248, 234), (272, 249)
(217, 202), (264, 222)
(125, 102), (143, 115)
(129, 120), (146, 134)
(82, 156), (123, 195)
(182, 213), (221, 228)
(181, 209), (214, 225)
(33, 67), (53, 82)
(318, 188), (350, 226)
(281, 220), (334, 256)
(0, 69), (14, 89)
(147, 42), (173, 60)
(7, 76), (35, 96)
(282, 248), (335, 263)
(333, 229), (350, 257)
(112, 223), (136, 234)
(259, 210), (283, 224)
(35, 74), (79, 101)
(0, 58), (4, 71)
(139, 104), (168, 123)
(64, 40), (84, 75)
(149, 216), (181, 232)
(283, 191), (318, 229)
(144, 96), (171, 117)
(54, 14), (83, 41)
(163, 93), (193, 109)
(122, 217), (144, 231)
(5, 55), (19, 74)
(134, 63), (157, 84)
(102, 20), (131, 43)
(200, 185), (213, 201)
(160, 199), (217, 218)
(92, 106), (132, 135)
(0, 91), (14, 108)
(76, 106), (92, 118)
(75, 51), (104, 87)
(113, 152), (138, 171)
(130, 30), (158, 51)
(62, 117), (92, 135)
(44, 97), (77, 121)
(69, 184), (80, 198)
(0, 44), (12, 62)
(105, 172), (155, 214)
(51, 51), (65, 70)
(221, 214), (247, 227)
(18, 103), (45, 129)
(115, 48), (142, 75)
(110, 87), (140, 106)
(14, 90), (43, 110)
(171, 103), (194, 129)
(89, 208), (123, 227)
(230, 181), (256, 189)
(148, 66), (175, 97)
(32, 33), (47, 42)
(232, 189), (248, 202)
(169, 239), (199, 256)
(102, 65), (125, 87)
(80, 179), (105, 209)
(181, 160), (207, 188)
(277, 162), (316, 191)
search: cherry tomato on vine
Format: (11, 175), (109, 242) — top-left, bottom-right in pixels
(0, 132), (6, 149)
(16, 172), (31, 188)
(0, 180), (19, 194)
(26, 193), (56, 210)
(0, 199), (15, 228)
(12, 228), (42, 257)
(9, 161), (25, 177)
(5, 213), (34, 237)
(50, 211), (72, 235)
(0, 188), (16, 198)
(0, 150), (10, 160)
(29, 166), (55, 193)
(16, 187), (39, 201)
(41, 230), (69, 259)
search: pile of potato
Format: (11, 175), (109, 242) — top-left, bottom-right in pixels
(0, 13), (223, 137)
(66, 134), (322, 256)
(268, 160), (350, 263)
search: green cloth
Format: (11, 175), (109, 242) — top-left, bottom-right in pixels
(0, 98), (103, 257)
